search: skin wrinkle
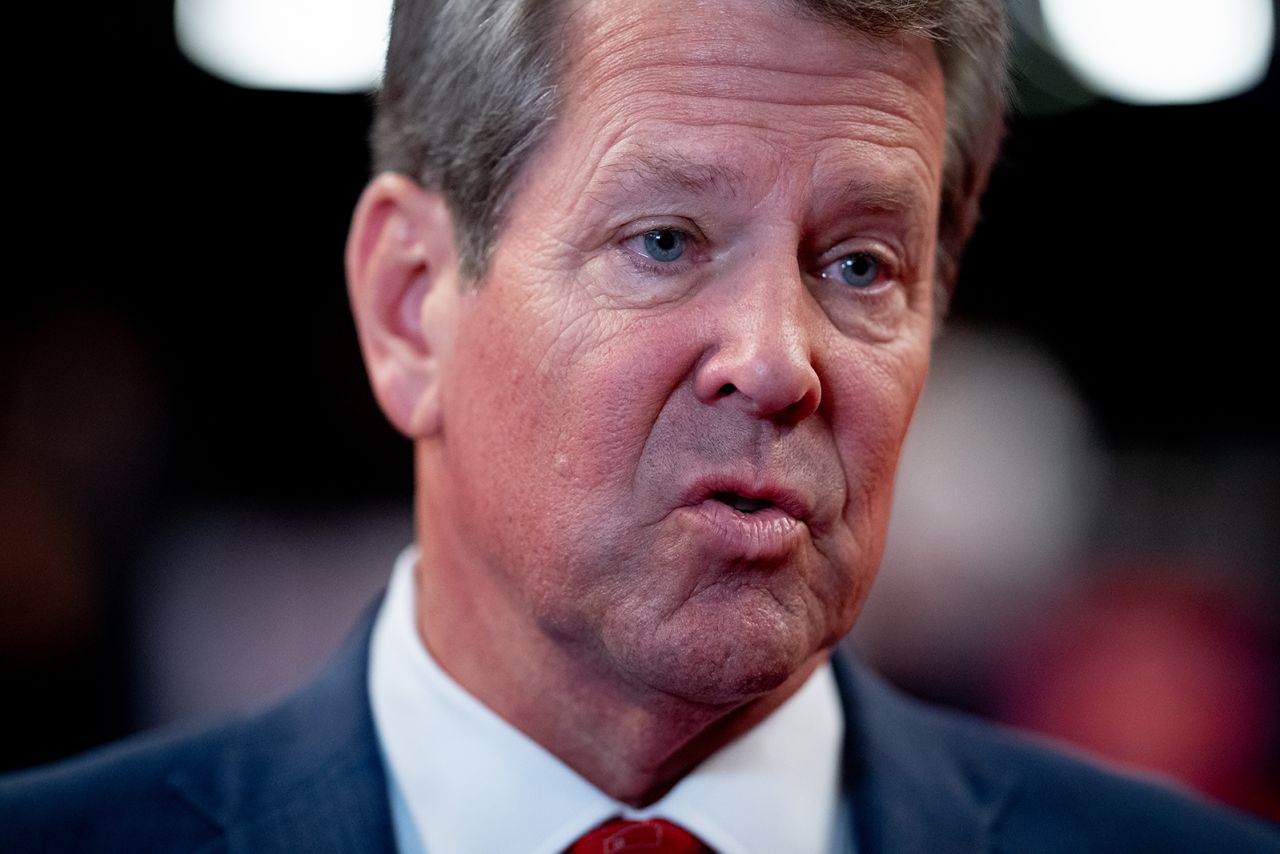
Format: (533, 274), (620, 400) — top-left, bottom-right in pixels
(595, 149), (933, 269)
(595, 91), (934, 144)
(529, 302), (599, 378)
(596, 64), (932, 110)
(602, 149), (750, 198)
(572, 13), (947, 112)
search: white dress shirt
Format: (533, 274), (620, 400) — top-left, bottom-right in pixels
(369, 546), (851, 854)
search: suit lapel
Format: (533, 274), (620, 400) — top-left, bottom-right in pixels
(833, 651), (1001, 854)
(165, 600), (397, 854)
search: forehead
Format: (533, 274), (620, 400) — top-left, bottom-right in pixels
(537, 0), (947, 220)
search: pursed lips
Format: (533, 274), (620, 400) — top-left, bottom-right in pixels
(673, 476), (818, 563)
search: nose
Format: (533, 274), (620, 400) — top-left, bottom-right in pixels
(693, 269), (822, 425)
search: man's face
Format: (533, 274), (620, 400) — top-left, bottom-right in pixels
(428, 0), (946, 704)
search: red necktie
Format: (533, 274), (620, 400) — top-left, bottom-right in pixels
(568, 818), (713, 853)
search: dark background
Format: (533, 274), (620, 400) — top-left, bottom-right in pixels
(3, 0), (1277, 818)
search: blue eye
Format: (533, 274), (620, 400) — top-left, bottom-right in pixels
(642, 229), (686, 263)
(825, 253), (881, 289)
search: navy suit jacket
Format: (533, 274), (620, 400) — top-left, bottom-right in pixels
(3, 603), (1277, 853)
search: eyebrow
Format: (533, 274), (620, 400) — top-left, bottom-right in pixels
(590, 146), (933, 228)
(594, 148), (748, 201)
(813, 176), (931, 220)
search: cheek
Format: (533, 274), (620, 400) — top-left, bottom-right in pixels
(443, 290), (696, 578)
(538, 309), (702, 495)
(828, 338), (930, 523)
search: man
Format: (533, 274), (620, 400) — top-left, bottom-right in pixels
(3, 0), (1276, 851)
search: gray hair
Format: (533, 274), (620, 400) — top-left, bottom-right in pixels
(373, 0), (1009, 311)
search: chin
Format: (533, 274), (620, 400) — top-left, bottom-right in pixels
(632, 653), (802, 708)
(617, 593), (830, 706)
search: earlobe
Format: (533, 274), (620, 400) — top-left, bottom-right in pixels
(345, 173), (459, 439)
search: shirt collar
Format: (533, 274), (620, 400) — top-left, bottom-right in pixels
(369, 545), (846, 854)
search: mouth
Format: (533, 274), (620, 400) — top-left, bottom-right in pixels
(678, 480), (810, 562)
(711, 492), (777, 514)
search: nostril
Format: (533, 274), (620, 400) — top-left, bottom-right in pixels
(718, 383), (736, 396)
(776, 391), (820, 425)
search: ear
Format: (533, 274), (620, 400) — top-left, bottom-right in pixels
(345, 173), (459, 439)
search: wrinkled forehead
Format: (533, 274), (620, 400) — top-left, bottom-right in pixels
(526, 0), (947, 223)
(558, 0), (944, 92)
(551, 0), (946, 158)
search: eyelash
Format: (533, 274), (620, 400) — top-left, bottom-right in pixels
(814, 248), (896, 293)
(618, 226), (702, 275)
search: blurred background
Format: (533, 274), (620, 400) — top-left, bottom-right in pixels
(2, 0), (1277, 823)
